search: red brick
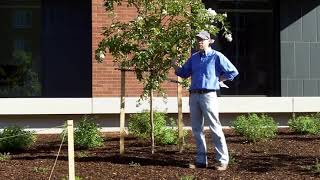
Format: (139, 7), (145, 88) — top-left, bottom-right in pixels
(92, 1), (183, 97)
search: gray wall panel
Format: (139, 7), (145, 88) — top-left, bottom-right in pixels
(295, 43), (310, 79)
(288, 80), (303, 96)
(319, 80), (320, 95)
(302, 8), (317, 42)
(281, 80), (288, 96)
(281, 29), (288, 42)
(281, 1), (320, 97)
(318, 6), (320, 42)
(281, 43), (295, 79)
(310, 43), (320, 79)
(288, 20), (302, 41)
(303, 80), (318, 96)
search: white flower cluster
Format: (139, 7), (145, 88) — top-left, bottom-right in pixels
(205, 8), (232, 43)
(137, 16), (143, 21)
(205, 24), (215, 29)
(207, 8), (217, 16)
(162, 10), (168, 15)
(98, 51), (105, 60)
(225, 33), (232, 42)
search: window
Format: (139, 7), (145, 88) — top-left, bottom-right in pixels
(203, 0), (280, 96)
(0, 1), (42, 97)
(0, 0), (92, 98)
(13, 10), (32, 28)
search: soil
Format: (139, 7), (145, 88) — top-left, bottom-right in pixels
(0, 129), (320, 180)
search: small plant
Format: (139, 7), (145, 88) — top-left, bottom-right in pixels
(62, 176), (83, 180)
(313, 158), (320, 174)
(128, 111), (187, 145)
(302, 158), (320, 174)
(288, 114), (320, 135)
(61, 115), (104, 149)
(314, 158), (320, 174)
(0, 125), (36, 152)
(129, 161), (141, 167)
(32, 167), (48, 173)
(229, 153), (237, 165)
(180, 175), (195, 180)
(0, 152), (10, 161)
(76, 151), (88, 158)
(158, 118), (188, 145)
(232, 113), (278, 142)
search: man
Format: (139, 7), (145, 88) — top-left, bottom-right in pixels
(172, 30), (238, 171)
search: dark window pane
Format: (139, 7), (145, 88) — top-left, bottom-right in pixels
(41, 0), (92, 97)
(203, 0), (279, 96)
(0, 1), (42, 97)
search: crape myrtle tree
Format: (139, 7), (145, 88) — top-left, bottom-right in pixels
(95, 0), (232, 153)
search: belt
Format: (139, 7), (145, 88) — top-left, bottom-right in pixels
(189, 89), (216, 94)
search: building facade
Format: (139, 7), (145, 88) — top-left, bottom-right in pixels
(1, 0), (320, 98)
(0, 0), (320, 132)
(0, 0), (320, 98)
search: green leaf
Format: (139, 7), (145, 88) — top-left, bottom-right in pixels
(96, 0), (232, 98)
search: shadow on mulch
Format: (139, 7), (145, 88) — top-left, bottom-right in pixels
(12, 154), (68, 161)
(277, 135), (320, 141)
(77, 155), (188, 168)
(11, 145), (190, 168)
(237, 153), (318, 173)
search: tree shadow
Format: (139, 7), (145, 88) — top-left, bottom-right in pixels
(12, 154), (68, 161)
(11, 144), (190, 168)
(237, 153), (318, 175)
(77, 155), (188, 168)
(277, 135), (320, 141)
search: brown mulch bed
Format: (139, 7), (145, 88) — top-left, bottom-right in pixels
(0, 129), (320, 180)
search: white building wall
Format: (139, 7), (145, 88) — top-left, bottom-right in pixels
(0, 97), (319, 134)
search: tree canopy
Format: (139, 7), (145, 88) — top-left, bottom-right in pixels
(96, 0), (231, 98)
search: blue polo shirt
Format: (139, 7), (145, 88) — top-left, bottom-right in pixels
(175, 48), (239, 91)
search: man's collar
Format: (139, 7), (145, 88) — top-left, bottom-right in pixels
(199, 48), (214, 56)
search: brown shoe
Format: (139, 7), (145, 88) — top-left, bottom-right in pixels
(215, 164), (228, 171)
(189, 163), (207, 169)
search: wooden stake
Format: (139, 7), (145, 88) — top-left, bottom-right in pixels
(120, 70), (126, 155)
(177, 77), (184, 152)
(67, 120), (75, 180)
(150, 90), (155, 154)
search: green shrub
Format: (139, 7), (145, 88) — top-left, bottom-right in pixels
(180, 175), (195, 180)
(302, 158), (320, 174)
(61, 115), (104, 149)
(32, 167), (48, 173)
(0, 126), (36, 152)
(128, 111), (187, 145)
(288, 114), (320, 135)
(0, 152), (10, 161)
(158, 119), (185, 145)
(313, 158), (320, 174)
(232, 113), (278, 142)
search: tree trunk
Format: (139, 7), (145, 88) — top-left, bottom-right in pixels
(120, 70), (125, 155)
(150, 90), (155, 154)
(177, 77), (184, 152)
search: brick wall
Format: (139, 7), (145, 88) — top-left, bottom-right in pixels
(92, 0), (185, 97)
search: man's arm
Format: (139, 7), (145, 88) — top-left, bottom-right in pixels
(171, 59), (180, 72)
(219, 75), (228, 82)
(218, 53), (239, 81)
(171, 57), (192, 78)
